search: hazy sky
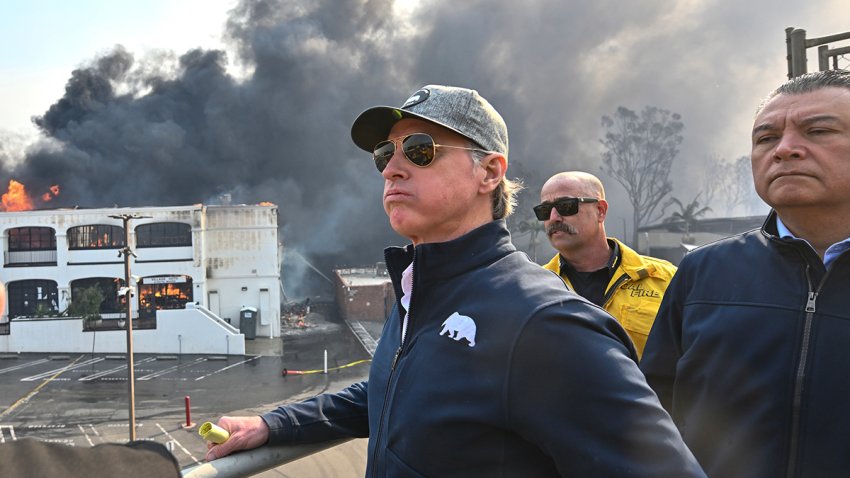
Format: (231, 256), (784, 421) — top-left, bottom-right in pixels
(0, 0), (848, 295)
(0, 0), (233, 133)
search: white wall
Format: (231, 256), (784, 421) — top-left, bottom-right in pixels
(0, 308), (245, 355)
(203, 206), (281, 339)
(0, 203), (282, 354)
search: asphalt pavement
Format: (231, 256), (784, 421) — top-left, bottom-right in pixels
(0, 312), (380, 475)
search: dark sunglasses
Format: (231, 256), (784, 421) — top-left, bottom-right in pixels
(533, 197), (599, 220)
(372, 133), (491, 172)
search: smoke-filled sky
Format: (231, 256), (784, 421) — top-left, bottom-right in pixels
(1, 0), (849, 296)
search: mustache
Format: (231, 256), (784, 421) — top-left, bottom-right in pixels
(546, 222), (578, 236)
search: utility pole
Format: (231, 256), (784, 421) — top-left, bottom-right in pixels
(109, 213), (150, 441)
(786, 27), (850, 78)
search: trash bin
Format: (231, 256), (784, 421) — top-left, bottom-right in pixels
(239, 306), (258, 340)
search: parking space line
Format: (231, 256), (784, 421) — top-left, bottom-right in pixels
(78, 424), (94, 446)
(155, 422), (200, 464)
(138, 357), (207, 381)
(194, 355), (261, 381)
(0, 425), (16, 442)
(79, 357), (157, 382)
(21, 357), (104, 382)
(0, 358), (49, 375)
(87, 423), (104, 443)
(2, 355), (85, 419)
(103, 423), (143, 434)
(42, 438), (74, 445)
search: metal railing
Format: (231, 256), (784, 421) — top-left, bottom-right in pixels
(181, 439), (351, 478)
(191, 303), (240, 334)
(4, 249), (57, 266)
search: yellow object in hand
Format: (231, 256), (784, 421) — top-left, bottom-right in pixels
(199, 422), (230, 444)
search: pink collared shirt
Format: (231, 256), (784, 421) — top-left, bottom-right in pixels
(399, 262), (413, 343)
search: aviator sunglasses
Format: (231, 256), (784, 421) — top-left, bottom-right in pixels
(533, 197), (599, 221)
(372, 133), (492, 172)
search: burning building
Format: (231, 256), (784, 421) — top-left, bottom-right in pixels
(0, 200), (281, 355)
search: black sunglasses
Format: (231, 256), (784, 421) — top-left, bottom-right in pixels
(533, 197), (599, 220)
(372, 133), (491, 172)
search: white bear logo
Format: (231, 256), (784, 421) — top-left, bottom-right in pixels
(439, 312), (477, 347)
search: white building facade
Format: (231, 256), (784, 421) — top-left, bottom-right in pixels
(0, 204), (282, 354)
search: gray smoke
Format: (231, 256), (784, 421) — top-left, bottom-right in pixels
(3, 0), (846, 296)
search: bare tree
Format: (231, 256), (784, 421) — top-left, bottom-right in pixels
(699, 154), (753, 216)
(513, 216), (544, 263)
(601, 106), (684, 247)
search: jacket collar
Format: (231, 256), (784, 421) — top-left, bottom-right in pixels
(760, 209), (827, 272)
(384, 220), (516, 289)
(760, 210), (810, 247)
(547, 237), (661, 281)
(761, 210), (781, 238)
(613, 238), (658, 280)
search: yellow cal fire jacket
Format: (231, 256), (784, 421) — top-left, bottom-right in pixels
(543, 238), (676, 359)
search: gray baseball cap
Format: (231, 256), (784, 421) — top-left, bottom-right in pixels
(350, 85), (509, 159)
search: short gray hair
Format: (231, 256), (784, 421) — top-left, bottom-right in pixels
(469, 149), (523, 219)
(757, 69), (850, 114)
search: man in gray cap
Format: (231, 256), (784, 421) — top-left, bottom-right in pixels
(204, 85), (705, 477)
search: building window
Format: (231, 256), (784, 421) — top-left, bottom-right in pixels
(8, 227), (56, 251)
(135, 222), (192, 248)
(70, 278), (123, 314)
(138, 275), (193, 318)
(68, 225), (125, 250)
(8, 280), (59, 318)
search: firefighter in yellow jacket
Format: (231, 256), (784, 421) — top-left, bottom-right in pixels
(537, 172), (676, 358)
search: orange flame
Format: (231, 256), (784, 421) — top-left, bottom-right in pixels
(1, 180), (61, 212)
(41, 184), (60, 202)
(2, 180), (34, 211)
(258, 201), (274, 206)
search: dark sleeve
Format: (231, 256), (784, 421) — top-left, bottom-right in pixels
(262, 380), (369, 445)
(0, 439), (180, 478)
(508, 304), (705, 477)
(640, 267), (687, 412)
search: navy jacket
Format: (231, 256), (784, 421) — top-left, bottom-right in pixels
(641, 211), (850, 477)
(264, 220), (704, 477)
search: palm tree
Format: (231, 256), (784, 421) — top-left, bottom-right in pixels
(664, 195), (712, 243)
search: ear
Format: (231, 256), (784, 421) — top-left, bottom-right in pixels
(597, 199), (609, 223)
(477, 153), (507, 195)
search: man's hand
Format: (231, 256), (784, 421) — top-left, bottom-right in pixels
(204, 416), (270, 461)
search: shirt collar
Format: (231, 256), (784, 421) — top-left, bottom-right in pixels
(774, 216), (795, 240)
(400, 262), (413, 313)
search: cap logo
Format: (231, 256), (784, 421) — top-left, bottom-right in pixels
(402, 88), (430, 109)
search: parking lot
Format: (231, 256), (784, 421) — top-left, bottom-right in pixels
(0, 319), (374, 471)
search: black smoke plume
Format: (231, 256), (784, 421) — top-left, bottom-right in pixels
(3, 0), (843, 296)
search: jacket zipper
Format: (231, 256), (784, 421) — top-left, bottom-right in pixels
(370, 255), (415, 477)
(786, 264), (831, 478)
(602, 273), (630, 308)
